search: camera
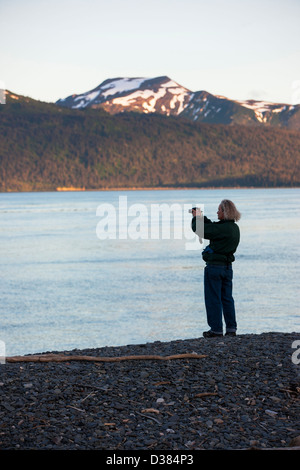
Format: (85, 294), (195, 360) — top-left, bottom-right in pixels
(188, 207), (199, 214)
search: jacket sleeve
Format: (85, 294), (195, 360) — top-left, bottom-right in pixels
(203, 220), (222, 240)
(191, 216), (204, 238)
(192, 216), (218, 240)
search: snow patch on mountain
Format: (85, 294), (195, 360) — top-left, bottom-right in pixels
(236, 99), (294, 114)
(72, 90), (101, 108)
(111, 79), (190, 115)
(235, 99), (296, 123)
(101, 78), (147, 98)
(113, 88), (164, 111)
(58, 77), (149, 109)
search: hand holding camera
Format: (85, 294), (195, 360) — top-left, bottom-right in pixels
(189, 207), (203, 217)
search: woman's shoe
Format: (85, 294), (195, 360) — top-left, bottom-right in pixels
(203, 330), (223, 338)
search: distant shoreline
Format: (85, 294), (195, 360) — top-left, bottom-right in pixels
(1, 185), (299, 194)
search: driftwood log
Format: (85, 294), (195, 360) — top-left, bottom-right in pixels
(5, 352), (206, 363)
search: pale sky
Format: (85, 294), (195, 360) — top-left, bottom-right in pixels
(1, 0), (300, 104)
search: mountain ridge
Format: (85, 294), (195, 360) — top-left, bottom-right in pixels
(1, 89), (300, 192)
(56, 76), (300, 129)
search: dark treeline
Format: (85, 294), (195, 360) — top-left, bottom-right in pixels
(1, 95), (300, 191)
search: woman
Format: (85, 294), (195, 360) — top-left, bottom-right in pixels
(192, 200), (241, 338)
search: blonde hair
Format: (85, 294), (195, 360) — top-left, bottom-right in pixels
(220, 199), (241, 222)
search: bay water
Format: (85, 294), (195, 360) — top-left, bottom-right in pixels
(1, 188), (299, 356)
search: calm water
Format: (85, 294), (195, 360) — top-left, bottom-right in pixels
(0, 188), (299, 356)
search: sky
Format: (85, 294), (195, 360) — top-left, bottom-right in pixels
(1, 0), (300, 104)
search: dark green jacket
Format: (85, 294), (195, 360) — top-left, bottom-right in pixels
(192, 216), (240, 265)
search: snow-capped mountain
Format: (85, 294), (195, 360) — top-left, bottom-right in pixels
(56, 76), (300, 129)
(56, 76), (191, 116)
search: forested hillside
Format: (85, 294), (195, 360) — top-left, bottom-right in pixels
(0, 92), (299, 191)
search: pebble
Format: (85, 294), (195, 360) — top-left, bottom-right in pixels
(0, 332), (299, 450)
(156, 398), (165, 403)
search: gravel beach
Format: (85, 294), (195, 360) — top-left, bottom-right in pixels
(0, 332), (299, 451)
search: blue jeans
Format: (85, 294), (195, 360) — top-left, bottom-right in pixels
(204, 264), (237, 334)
